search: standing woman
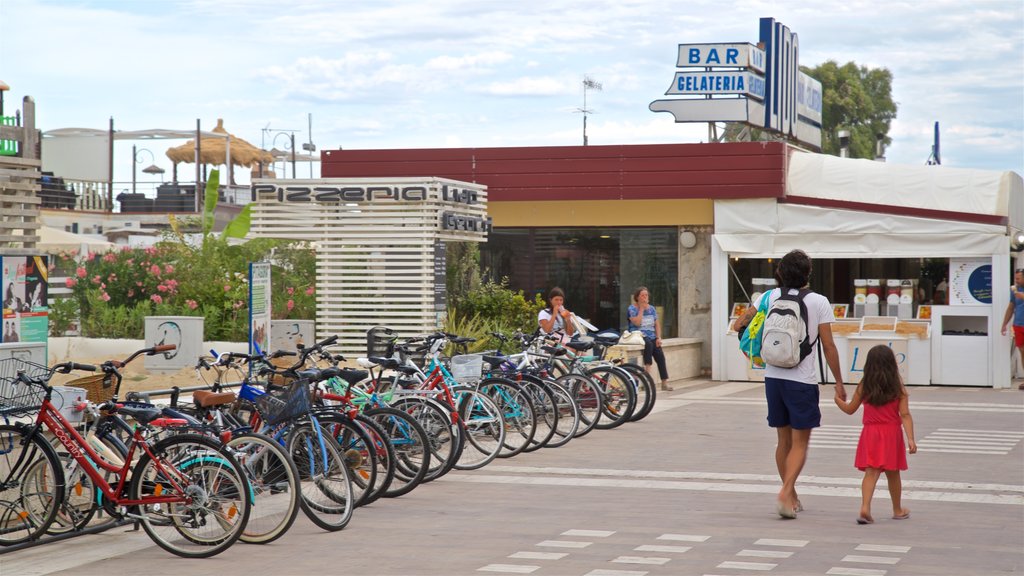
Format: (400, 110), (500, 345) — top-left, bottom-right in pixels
(538, 287), (575, 339)
(627, 286), (671, 391)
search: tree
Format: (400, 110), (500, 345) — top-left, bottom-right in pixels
(723, 60), (897, 159)
(803, 60), (897, 158)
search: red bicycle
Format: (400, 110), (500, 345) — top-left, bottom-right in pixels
(0, 347), (251, 558)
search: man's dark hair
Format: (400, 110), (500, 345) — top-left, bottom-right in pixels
(775, 249), (812, 289)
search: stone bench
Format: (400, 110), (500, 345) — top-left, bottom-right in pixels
(604, 337), (703, 381)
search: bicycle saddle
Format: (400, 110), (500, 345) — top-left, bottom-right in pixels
(335, 368), (368, 385)
(483, 354), (506, 367)
(566, 340), (594, 352)
(368, 356), (400, 369)
(115, 402), (165, 426)
(541, 345), (568, 356)
(193, 389), (237, 408)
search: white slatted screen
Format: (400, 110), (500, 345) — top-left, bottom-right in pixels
(250, 178), (488, 356)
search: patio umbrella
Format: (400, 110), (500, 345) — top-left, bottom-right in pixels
(36, 226), (115, 253)
(165, 118), (273, 168)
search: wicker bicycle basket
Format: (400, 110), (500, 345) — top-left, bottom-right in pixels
(255, 381), (311, 426)
(0, 358), (49, 416)
(66, 373), (113, 403)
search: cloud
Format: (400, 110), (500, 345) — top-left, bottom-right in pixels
(480, 77), (571, 97)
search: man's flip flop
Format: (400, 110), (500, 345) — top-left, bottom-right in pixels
(892, 511), (911, 520)
(856, 516), (874, 525)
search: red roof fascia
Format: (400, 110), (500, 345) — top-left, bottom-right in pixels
(322, 142), (786, 202)
(779, 195), (1008, 227)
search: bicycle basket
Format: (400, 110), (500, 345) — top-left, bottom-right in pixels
(255, 381), (311, 426)
(0, 358), (49, 415)
(450, 354), (483, 383)
(66, 373), (113, 403)
(366, 326), (398, 358)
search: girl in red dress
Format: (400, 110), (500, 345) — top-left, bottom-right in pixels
(835, 345), (917, 524)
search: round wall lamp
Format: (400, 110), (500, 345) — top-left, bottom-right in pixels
(679, 230), (697, 249)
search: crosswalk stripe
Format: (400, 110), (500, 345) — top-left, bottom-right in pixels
(634, 545), (692, 553)
(562, 529), (615, 537)
(855, 544), (911, 553)
(477, 564), (540, 574)
(612, 556), (671, 565)
(826, 568), (887, 576)
(842, 554), (901, 565)
(537, 540), (592, 548)
(509, 552), (567, 560)
(737, 549), (794, 558)
(716, 560), (777, 570)
(754, 538), (809, 547)
(658, 533), (711, 542)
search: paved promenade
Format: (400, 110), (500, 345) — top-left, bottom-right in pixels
(3, 379), (1022, 576)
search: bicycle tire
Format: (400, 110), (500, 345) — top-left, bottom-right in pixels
(516, 376), (559, 452)
(348, 413), (397, 505)
(617, 362), (657, 421)
(390, 396), (463, 482)
(476, 378), (535, 458)
(362, 407), (431, 498)
(286, 420), (355, 531)
(130, 433), (251, 558)
(554, 373), (603, 437)
(451, 385), (506, 470)
(227, 432), (300, 544)
(44, 432), (100, 535)
(587, 365), (637, 429)
(0, 424), (63, 545)
(535, 376), (580, 448)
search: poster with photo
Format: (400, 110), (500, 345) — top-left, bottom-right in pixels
(1, 256), (49, 344)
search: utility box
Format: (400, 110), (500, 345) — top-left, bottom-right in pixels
(0, 341), (46, 365)
(271, 320), (315, 352)
(144, 316), (204, 373)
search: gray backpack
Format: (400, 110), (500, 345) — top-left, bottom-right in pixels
(761, 289), (816, 368)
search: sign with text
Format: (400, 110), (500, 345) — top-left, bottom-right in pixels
(846, 337), (909, 384)
(949, 259), (991, 305)
(650, 17), (822, 149)
(249, 262), (272, 356)
(665, 71), (765, 100)
(675, 43), (765, 73)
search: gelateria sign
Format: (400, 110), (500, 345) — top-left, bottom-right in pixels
(650, 17), (823, 149)
(249, 178), (489, 356)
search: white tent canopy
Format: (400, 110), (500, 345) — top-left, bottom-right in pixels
(710, 151), (1024, 387)
(35, 226), (115, 253)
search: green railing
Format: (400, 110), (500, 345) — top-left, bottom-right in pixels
(0, 115), (18, 156)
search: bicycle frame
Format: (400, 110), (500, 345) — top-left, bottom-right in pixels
(26, 396), (191, 510)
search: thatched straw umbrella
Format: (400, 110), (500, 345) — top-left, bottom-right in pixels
(165, 118), (273, 184)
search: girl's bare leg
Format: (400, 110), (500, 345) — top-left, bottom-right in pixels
(860, 468), (882, 522)
(884, 470), (910, 517)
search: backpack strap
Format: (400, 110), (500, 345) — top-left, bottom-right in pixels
(795, 289), (817, 361)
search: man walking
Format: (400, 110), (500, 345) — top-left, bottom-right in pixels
(999, 269), (1024, 390)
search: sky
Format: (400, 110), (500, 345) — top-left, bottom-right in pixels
(1, 0), (1022, 189)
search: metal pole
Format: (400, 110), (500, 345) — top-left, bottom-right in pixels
(107, 117), (114, 212)
(195, 119), (202, 212)
(132, 144), (137, 195)
(290, 133), (296, 178)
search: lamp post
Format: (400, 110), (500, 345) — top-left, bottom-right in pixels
(132, 145), (163, 195)
(271, 131), (297, 179)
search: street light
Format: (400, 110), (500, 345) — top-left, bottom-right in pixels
(132, 145), (164, 194)
(273, 132), (297, 179)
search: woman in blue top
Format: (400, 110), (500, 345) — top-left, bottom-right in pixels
(627, 286), (671, 391)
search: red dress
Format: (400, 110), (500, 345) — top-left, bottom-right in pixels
(854, 399), (907, 471)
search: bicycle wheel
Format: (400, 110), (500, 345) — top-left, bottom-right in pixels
(227, 432), (300, 545)
(617, 362), (657, 421)
(315, 413), (382, 508)
(362, 407), (430, 498)
(0, 425), (63, 545)
(130, 433), (251, 558)
(555, 374), (603, 437)
(538, 377), (580, 448)
(348, 413), (396, 505)
(390, 397), (463, 482)
(451, 385), (506, 470)
(517, 377), (559, 452)
(477, 378), (535, 458)
(588, 366), (637, 430)
(286, 420), (354, 531)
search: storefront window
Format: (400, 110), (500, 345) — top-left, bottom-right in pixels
(481, 227), (678, 336)
(726, 257), (947, 317)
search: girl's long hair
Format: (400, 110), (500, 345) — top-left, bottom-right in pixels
(860, 345), (904, 405)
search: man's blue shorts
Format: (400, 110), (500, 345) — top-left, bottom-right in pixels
(765, 377), (821, 430)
